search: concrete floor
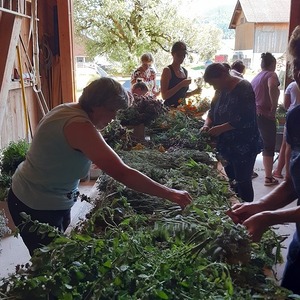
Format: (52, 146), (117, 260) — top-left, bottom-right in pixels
(0, 154), (296, 283)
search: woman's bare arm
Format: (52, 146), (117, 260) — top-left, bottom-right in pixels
(160, 67), (190, 100)
(64, 121), (192, 207)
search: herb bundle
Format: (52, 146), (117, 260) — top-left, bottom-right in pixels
(117, 94), (167, 126)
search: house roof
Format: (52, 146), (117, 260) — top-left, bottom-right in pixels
(229, 0), (291, 29)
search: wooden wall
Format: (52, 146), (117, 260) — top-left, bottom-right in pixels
(0, 1), (38, 147)
(0, 0), (74, 149)
(233, 10), (289, 53)
(254, 23), (289, 54)
(2, 83), (38, 143)
(38, 0), (75, 109)
(235, 22), (255, 50)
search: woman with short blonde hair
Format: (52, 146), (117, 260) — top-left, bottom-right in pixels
(131, 52), (158, 96)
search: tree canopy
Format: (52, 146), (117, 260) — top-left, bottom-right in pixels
(201, 4), (236, 39)
(74, 0), (222, 74)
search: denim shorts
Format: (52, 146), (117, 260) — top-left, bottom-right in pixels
(257, 114), (277, 156)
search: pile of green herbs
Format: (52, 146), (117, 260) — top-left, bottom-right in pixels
(0, 149), (294, 299)
(103, 109), (212, 152)
(101, 120), (135, 151)
(0, 139), (29, 201)
(117, 95), (168, 126)
(147, 110), (211, 151)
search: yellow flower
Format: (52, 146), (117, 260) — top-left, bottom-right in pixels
(158, 145), (166, 153)
(132, 143), (145, 150)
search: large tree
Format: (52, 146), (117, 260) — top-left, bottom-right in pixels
(74, 0), (222, 74)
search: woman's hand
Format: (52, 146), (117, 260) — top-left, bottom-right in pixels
(229, 202), (262, 223)
(200, 125), (210, 133)
(181, 78), (192, 87)
(192, 87), (202, 96)
(227, 202), (272, 241)
(200, 116), (212, 133)
(242, 212), (273, 242)
(208, 123), (234, 137)
(169, 189), (192, 208)
(208, 125), (224, 136)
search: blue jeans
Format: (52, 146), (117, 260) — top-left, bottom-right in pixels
(281, 232), (300, 294)
(7, 188), (71, 256)
(224, 154), (257, 202)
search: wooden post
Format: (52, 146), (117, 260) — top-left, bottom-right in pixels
(288, 0), (300, 36)
(285, 0), (300, 88)
(56, 0), (75, 103)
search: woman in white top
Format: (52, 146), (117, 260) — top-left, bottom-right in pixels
(273, 80), (300, 178)
(285, 81), (300, 111)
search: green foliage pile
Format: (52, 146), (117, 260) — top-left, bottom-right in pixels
(96, 149), (218, 215)
(0, 140), (29, 201)
(103, 108), (211, 152)
(0, 110), (293, 298)
(0, 149), (294, 299)
(0, 140), (29, 246)
(0, 140), (29, 175)
(117, 95), (168, 126)
(148, 110), (211, 151)
(101, 120), (135, 151)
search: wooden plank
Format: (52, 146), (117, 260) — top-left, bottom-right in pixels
(254, 23), (289, 53)
(285, 0), (300, 88)
(289, 0), (300, 36)
(0, 12), (23, 146)
(235, 22), (254, 50)
(56, 0), (75, 104)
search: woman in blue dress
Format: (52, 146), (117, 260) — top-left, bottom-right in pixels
(201, 63), (261, 202)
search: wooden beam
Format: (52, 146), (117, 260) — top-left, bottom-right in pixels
(0, 12), (23, 142)
(285, 0), (300, 88)
(56, 0), (75, 103)
(289, 0), (300, 36)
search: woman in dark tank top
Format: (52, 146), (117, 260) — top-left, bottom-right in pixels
(160, 41), (200, 107)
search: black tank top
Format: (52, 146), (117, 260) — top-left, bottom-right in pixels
(164, 65), (189, 107)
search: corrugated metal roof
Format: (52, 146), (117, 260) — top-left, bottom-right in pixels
(239, 0), (290, 23)
(229, 0), (291, 28)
